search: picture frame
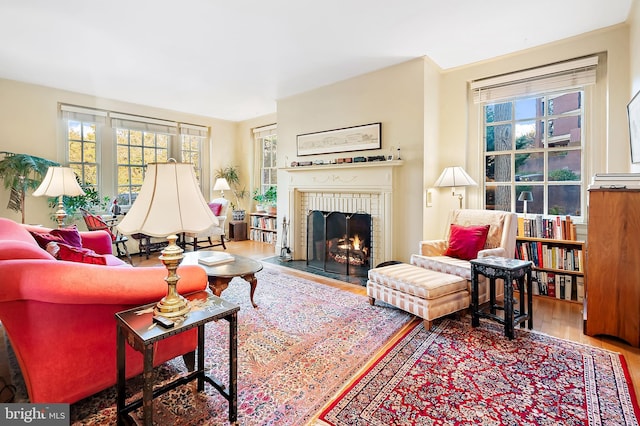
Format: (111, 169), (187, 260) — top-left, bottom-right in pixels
(296, 122), (381, 156)
(628, 90), (640, 164)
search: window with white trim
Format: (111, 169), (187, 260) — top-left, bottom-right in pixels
(61, 105), (107, 189)
(253, 124), (277, 195)
(472, 56), (598, 218)
(60, 105), (207, 209)
(180, 124), (208, 184)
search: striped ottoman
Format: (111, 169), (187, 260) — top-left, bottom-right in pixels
(367, 262), (469, 330)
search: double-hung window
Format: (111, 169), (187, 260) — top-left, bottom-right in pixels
(180, 124), (208, 184)
(61, 105), (108, 189)
(472, 56), (598, 218)
(254, 124), (277, 195)
(112, 114), (175, 207)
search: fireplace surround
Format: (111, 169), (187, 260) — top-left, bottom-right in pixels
(282, 160), (402, 268)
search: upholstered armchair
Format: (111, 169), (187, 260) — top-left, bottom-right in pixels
(182, 197), (230, 250)
(410, 209), (518, 303)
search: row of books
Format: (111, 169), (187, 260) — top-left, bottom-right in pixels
(251, 216), (277, 230)
(515, 241), (584, 272)
(528, 271), (584, 302)
(518, 215), (577, 240)
(250, 229), (277, 243)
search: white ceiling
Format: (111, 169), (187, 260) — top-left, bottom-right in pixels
(0, 0), (633, 121)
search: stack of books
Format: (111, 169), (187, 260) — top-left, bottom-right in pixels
(197, 252), (234, 266)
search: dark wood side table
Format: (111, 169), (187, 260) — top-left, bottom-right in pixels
(228, 221), (247, 241)
(470, 256), (533, 339)
(116, 291), (240, 425)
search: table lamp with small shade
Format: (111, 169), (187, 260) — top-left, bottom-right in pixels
(117, 160), (219, 318)
(213, 177), (231, 198)
(518, 191), (533, 218)
(32, 166), (86, 228)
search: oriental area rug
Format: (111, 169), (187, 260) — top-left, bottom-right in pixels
(56, 268), (411, 425)
(317, 318), (640, 426)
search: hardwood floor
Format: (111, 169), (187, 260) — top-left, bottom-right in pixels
(2, 239), (638, 403)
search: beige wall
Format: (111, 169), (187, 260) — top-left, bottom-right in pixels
(432, 24), (631, 240)
(0, 78), (237, 226)
(277, 58), (427, 262)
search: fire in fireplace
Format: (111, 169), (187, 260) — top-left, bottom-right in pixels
(306, 210), (372, 277)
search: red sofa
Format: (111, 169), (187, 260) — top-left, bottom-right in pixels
(0, 218), (208, 403)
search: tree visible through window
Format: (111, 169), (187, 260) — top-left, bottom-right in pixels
(67, 120), (98, 187)
(484, 90), (583, 217)
(116, 129), (169, 206)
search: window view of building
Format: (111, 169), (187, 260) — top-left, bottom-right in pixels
(483, 90), (584, 217)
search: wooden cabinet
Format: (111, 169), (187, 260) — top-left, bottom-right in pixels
(515, 237), (585, 303)
(249, 213), (277, 244)
(585, 188), (640, 347)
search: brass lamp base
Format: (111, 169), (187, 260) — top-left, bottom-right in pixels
(154, 234), (191, 318)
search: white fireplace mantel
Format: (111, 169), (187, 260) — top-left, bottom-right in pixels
(281, 160), (403, 267)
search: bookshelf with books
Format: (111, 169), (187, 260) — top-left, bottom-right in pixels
(249, 212), (277, 244)
(515, 215), (585, 304)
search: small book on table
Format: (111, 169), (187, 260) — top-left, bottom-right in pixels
(198, 252), (234, 266)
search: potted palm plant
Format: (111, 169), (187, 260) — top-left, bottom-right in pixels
(215, 165), (249, 220)
(0, 151), (59, 223)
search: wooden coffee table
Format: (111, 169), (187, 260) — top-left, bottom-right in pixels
(183, 251), (263, 308)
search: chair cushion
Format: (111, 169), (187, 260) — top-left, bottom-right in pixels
(30, 231), (66, 249)
(411, 254), (472, 280)
(444, 224), (490, 260)
(368, 263), (467, 300)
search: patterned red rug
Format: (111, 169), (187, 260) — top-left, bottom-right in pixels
(62, 268), (412, 425)
(317, 318), (640, 425)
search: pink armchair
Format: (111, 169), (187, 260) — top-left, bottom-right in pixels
(0, 218), (208, 403)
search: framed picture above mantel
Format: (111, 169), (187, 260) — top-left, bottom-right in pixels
(296, 122), (381, 156)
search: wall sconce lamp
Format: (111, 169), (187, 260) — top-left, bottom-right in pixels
(213, 178), (231, 198)
(433, 166), (478, 209)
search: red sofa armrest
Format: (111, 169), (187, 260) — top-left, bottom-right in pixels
(79, 230), (114, 254)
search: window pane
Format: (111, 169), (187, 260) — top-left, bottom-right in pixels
(486, 154), (511, 182)
(548, 185), (581, 216)
(515, 120), (544, 149)
(130, 130), (143, 146)
(130, 147), (143, 165)
(157, 134), (169, 149)
(516, 185), (543, 215)
(84, 164), (97, 185)
(548, 150), (581, 181)
(143, 133), (155, 147)
(515, 152), (543, 181)
(486, 185), (510, 211)
(548, 115), (581, 147)
(548, 92), (581, 115)
(485, 123), (512, 152)
(69, 141), (82, 162)
(68, 121), (81, 140)
(116, 129), (129, 144)
(515, 97), (543, 120)
(485, 102), (512, 123)
(83, 142), (96, 163)
(83, 123), (96, 142)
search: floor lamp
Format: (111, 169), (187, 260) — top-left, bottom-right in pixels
(434, 166), (478, 209)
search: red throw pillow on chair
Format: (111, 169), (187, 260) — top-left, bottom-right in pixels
(209, 202), (223, 216)
(444, 224), (490, 260)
